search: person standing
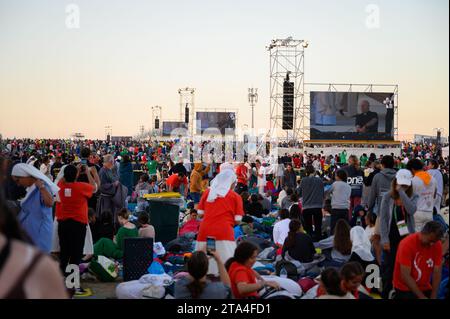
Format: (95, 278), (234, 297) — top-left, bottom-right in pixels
(283, 164), (297, 190)
(407, 159), (437, 232)
(339, 150), (347, 166)
(195, 169), (244, 276)
(119, 155), (133, 197)
(393, 221), (444, 299)
(50, 156), (64, 181)
(190, 162), (210, 206)
(427, 159), (444, 214)
(56, 165), (95, 280)
(234, 161), (249, 194)
(146, 154), (158, 179)
(344, 155), (364, 218)
(0, 162), (68, 299)
(97, 154), (121, 225)
(11, 164), (58, 253)
(39, 156), (52, 181)
(379, 169), (418, 299)
(326, 169), (351, 234)
(166, 172), (188, 197)
(367, 155), (397, 264)
(255, 160), (266, 195)
(297, 165), (324, 241)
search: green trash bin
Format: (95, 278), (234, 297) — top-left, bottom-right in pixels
(146, 200), (180, 245)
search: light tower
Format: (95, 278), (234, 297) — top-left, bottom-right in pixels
(248, 88), (258, 130)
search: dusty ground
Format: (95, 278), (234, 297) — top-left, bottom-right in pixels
(75, 279), (121, 299)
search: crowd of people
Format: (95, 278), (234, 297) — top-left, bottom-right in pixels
(0, 137), (448, 299)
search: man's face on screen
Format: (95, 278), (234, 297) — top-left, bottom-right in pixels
(360, 101), (370, 113)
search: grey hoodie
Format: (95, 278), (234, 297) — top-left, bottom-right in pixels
(367, 168), (397, 215)
(379, 190), (418, 246)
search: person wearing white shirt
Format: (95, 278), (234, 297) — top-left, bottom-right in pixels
(427, 159), (444, 214)
(273, 209), (291, 246)
(407, 159), (437, 232)
(255, 160), (266, 195)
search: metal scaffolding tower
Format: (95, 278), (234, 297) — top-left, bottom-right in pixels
(267, 37), (308, 141)
(151, 105), (162, 137)
(178, 87), (195, 136)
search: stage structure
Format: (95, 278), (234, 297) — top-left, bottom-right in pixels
(151, 105), (162, 137)
(71, 133), (85, 140)
(178, 87), (195, 136)
(303, 83), (399, 141)
(267, 37), (308, 141)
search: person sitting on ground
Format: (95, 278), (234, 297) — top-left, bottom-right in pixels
(240, 191), (251, 215)
(179, 209), (201, 237)
(259, 193), (272, 214)
(134, 174), (152, 200)
(316, 219), (352, 267)
(277, 186), (288, 207)
(350, 205), (367, 228)
(317, 268), (355, 299)
(364, 212), (377, 244)
(137, 212), (155, 239)
(273, 209), (291, 247)
(289, 203), (302, 221)
(349, 226), (377, 275)
(225, 241), (280, 299)
(91, 210), (115, 244)
(282, 219), (316, 264)
(248, 182), (259, 195)
(174, 250), (232, 299)
(281, 188), (295, 210)
(339, 261), (367, 299)
(247, 194), (264, 218)
(240, 215), (255, 236)
(93, 209), (138, 260)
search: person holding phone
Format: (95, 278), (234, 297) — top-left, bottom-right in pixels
(174, 250), (231, 299)
(196, 164), (244, 276)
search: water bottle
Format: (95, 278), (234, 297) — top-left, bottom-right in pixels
(280, 267), (288, 278)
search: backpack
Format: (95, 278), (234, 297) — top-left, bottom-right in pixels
(275, 259), (298, 281)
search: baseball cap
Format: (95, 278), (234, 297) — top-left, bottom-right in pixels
(396, 169), (413, 186)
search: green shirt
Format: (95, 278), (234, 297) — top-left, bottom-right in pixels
(147, 160), (157, 175)
(360, 156), (368, 167)
(115, 226), (139, 251)
(339, 152), (347, 164)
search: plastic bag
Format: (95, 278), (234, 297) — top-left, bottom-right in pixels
(148, 261), (165, 275)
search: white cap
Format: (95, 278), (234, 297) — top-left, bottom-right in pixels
(396, 169), (413, 186)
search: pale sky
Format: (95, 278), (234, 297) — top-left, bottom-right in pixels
(0, 0), (448, 140)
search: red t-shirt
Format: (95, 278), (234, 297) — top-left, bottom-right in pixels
(235, 165), (248, 185)
(179, 219), (200, 236)
(393, 233), (442, 292)
(228, 261), (259, 299)
(166, 174), (188, 188)
(293, 157), (301, 168)
(56, 181), (95, 224)
(197, 189), (244, 241)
